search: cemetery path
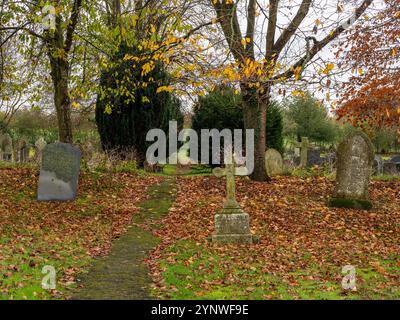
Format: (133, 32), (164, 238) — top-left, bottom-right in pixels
(72, 178), (176, 300)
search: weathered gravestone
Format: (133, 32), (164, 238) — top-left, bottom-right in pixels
(329, 131), (374, 210)
(37, 143), (82, 201)
(0, 133), (13, 161)
(307, 149), (323, 167)
(294, 137), (312, 167)
(265, 149), (284, 176)
(212, 152), (258, 244)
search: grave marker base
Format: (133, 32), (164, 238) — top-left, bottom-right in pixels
(212, 204), (257, 244)
(328, 197), (373, 210)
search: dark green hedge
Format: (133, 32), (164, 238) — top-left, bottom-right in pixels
(95, 44), (183, 163)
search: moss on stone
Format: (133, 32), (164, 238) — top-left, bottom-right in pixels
(328, 197), (373, 210)
(42, 143), (80, 182)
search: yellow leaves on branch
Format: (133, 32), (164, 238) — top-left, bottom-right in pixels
(156, 86), (174, 94)
(213, 0), (234, 4)
(141, 62), (155, 76)
(104, 104), (112, 115)
(292, 66), (302, 81)
(142, 96), (150, 104)
(323, 63), (334, 75)
(292, 89), (305, 97)
(241, 38), (251, 47)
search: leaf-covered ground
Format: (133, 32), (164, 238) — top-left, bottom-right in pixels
(146, 176), (400, 300)
(1, 165), (399, 300)
(0, 166), (162, 300)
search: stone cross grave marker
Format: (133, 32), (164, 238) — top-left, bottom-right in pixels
(37, 143), (82, 201)
(329, 131), (374, 210)
(294, 137), (312, 167)
(211, 151), (258, 244)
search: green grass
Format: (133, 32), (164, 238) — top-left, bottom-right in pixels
(152, 240), (400, 300)
(0, 237), (90, 300)
(0, 161), (36, 169)
(372, 175), (400, 181)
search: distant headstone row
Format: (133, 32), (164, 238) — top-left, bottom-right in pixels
(0, 133), (48, 164)
(263, 135), (399, 178)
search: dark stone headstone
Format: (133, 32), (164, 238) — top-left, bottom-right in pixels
(37, 143), (82, 201)
(391, 155), (400, 164)
(329, 131), (374, 210)
(307, 149), (323, 166)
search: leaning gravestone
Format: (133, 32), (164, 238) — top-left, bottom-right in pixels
(37, 143), (82, 201)
(329, 131), (374, 210)
(294, 137), (312, 167)
(265, 149), (284, 176)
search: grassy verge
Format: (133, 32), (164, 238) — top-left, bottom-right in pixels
(153, 240), (400, 300)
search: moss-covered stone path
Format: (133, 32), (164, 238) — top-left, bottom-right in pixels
(72, 178), (176, 300)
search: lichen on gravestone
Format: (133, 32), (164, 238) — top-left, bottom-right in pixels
(42, 144), (77, 182)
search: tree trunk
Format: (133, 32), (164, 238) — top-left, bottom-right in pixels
(241, 84), (271, 182)
(49, 56), (73, 143)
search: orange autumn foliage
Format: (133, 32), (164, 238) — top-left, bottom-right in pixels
(337, 0), (400, 128)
